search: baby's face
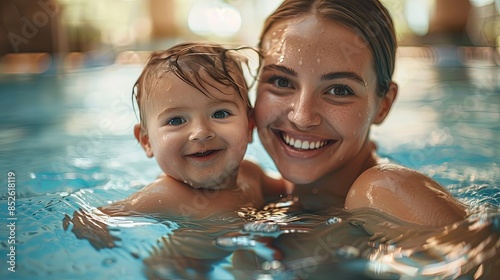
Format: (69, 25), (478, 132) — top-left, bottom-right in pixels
(142, 72), (252, 189)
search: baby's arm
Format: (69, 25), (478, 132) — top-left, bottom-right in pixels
(241, 160), (291, 203)
(64, 175), (175, 249)
(345, 164), (467, 227)
(99, 174), (193, 217)
(261, 171), (292, 203)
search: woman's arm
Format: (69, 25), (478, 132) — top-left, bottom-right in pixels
(345, 164), (467, 227)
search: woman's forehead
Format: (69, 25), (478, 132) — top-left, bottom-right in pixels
(263, 15), (368, 52)
(261, 15), (373, 73)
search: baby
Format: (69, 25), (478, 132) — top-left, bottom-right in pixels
(101, 42), (288, 219)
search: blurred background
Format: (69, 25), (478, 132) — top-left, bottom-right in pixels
(0, 0), (499, 73)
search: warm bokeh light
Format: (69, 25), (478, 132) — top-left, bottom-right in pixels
(470, 0), (495, 6)
(0, 0), (498, 74)
(188, 1), (242, 38)
(404, 0), (431, 36)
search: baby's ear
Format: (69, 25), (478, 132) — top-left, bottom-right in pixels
(134, 124), (154, 158)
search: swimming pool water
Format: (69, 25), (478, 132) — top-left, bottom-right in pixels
(0, 48), (499, 279)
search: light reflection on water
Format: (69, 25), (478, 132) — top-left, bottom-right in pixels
(142, 201), (500, 280)
(0, 49), (499, 279)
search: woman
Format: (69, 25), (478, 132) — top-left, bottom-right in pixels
(253, 0), (466, 226)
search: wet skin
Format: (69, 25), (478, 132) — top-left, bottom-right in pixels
(255, 15), (394, 205)
(137, 71), (253, 190)
(254, 15), (466, 225)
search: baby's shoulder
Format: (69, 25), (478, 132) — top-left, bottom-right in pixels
(122, 175), (193, 214)
(239, 158), (265, 173)
(238, 159), (268, 185)
(239, 159), (290, 202)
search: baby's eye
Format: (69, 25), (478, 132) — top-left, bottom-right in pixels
(269, 76), (292, 88)
(167, 117), (186, 125)
(328, 84), (354, 96)
(212, 110), (231, 119)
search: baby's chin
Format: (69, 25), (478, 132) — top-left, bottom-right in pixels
(184, 175), (237, 191)
(192, 185), (233, 191)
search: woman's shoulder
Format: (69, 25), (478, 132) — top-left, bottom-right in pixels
(345, 163), (466, 227)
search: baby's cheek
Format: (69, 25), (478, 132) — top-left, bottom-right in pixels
(235, 137), (250, 154)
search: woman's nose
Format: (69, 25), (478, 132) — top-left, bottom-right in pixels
(287, 94), (322, 130)
(188, 122), (215, 142)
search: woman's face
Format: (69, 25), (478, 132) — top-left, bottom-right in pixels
(255, 15), (390, 185)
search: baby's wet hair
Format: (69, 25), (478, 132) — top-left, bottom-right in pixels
(132, 42), (256, 127)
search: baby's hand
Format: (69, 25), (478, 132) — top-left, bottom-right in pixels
(63, 209), (121, 250)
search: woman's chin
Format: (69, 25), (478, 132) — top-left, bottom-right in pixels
(280, 170), (319, 185)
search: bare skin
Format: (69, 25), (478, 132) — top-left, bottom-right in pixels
(123, 70), (288, 218)
(103, 160), (286, 219)
(346, 164), (466, 227)
(255, 14), (466, 226)
(65, 44), (290, 250)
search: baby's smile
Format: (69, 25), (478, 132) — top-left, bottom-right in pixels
(185, 149), (223, 162)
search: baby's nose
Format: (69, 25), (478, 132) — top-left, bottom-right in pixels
(188, 125), (215, 142)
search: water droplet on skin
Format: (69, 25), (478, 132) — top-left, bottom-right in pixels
(277, 39), (285, 54)
(278, 55), (284, 63)
(299, 58), (303, 65)
(298, 48), (301, 52)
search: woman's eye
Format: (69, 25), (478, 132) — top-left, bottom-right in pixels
(212, 110), (231, 119)
(167, 117), (186, 125)
(328, 84), (354, 96)
(269, 76), (292, 88)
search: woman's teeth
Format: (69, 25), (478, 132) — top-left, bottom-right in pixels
(282, 133), (328, 150)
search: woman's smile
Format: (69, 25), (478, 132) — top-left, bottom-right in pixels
(281, 131), (331, 150)
(254, 14), (381, 184)
(273, 129), (337, 158)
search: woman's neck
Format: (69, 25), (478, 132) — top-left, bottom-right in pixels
(291, 140), (378, 211)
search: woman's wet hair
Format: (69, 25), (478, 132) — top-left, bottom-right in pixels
(259, 0), (396, 97)
(133, 42), (254, 127)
